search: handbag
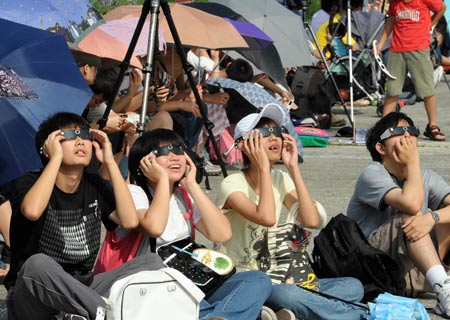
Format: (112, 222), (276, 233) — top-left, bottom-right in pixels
(258, 204), (320, 291)
(94, 228), (145, 275)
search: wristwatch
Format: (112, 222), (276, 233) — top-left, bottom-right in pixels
(430, 210), (440, 224)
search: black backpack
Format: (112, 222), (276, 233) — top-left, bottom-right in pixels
(312, 213), (406, 302)
(288, 66), (335, 129)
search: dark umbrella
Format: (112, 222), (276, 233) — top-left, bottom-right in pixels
(209, 0), (314, 68)
(185, 2), (288, 88)
(223, 18), (273, 50)
(0, 18), (92, 185)
(0, 0), (103, 45)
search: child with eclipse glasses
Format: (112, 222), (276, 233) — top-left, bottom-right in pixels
(215, 103), (366, 319)
(94, 128), (273, 320)
(347, 112), (450, 317)
(5, 112), (165, 320)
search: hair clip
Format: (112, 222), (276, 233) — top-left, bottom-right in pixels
(39, 146), (44, 155)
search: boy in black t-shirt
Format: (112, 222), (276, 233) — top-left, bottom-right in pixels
(5, 112), (164, 320)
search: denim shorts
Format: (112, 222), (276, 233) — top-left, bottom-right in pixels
(386, 50), (435, 97)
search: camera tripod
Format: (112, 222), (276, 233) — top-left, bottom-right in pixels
(98, 0), (228, 178)
(299, 5), (355, 131)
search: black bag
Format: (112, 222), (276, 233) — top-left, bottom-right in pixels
(311, 213), (406, 302)
(289, 66), (334, 129)
(156, 237), (236, 299)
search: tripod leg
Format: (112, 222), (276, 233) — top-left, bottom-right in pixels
(99, 0), (153, 130)
(160, 0), (227, 178)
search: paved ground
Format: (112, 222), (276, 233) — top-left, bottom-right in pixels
(2, 79), (450, 318)
(200, 79), (450, 319)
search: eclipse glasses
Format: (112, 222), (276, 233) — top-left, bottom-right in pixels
(236, 127), (287, 144)
(151, 144), (185, 157)
(61, 129), (93, 141)
(379, 126), (420, 141)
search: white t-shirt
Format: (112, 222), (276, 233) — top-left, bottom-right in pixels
(122, 184), (201, 246)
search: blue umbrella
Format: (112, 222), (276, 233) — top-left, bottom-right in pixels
(0, 0), (103, 45)
(207, 77), (304, 159)
(0, 18), (92, 185)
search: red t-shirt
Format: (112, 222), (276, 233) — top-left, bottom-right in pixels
(388, 0), (442, 52)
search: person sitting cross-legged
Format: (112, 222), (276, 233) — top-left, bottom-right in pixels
(4, 112), (164, 320)
(347, 112), (450, 317)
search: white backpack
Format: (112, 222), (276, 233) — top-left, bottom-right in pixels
(107, 268), (205, 320)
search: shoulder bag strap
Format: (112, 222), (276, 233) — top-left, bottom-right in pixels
(177, 186), (195, 241)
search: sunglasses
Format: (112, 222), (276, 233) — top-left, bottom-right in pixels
(379, 126), (420, 141)
(61, 129), (93, 141)
(152, 144), (185, 157)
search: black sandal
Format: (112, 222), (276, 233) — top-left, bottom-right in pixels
(424, 124), (446, 141)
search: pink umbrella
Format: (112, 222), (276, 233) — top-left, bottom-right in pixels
(104, 3), (248, 50)
(97, 18), (166, 57)
(75, 27), (143, 68)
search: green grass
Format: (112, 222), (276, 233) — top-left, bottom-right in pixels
(91, 0), (320, 16)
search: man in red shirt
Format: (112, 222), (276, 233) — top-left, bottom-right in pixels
(377, 0), (446, 141)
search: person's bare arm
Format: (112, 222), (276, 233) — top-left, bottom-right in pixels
(112, 70), (142, 113)
(383, 136), (424, 215)
(136, 152), (172, 237)
(224, 131), (276, 227)
(281, 133), (319, 228)
(91, 129), (138, 229)
(182, 155), (231, 243)
(21, 130), (64, 221)
(376, 16), (394, 52)
(431, 3), (446, 27)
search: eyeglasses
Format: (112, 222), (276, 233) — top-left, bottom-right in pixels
(61, 129), (93, 141)
(152, 144), (185, 157)
(379, 126), (420, 141)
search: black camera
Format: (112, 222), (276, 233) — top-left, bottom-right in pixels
(285, 0), (311, 11)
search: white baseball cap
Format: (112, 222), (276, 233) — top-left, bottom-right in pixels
(234, 103), (285, 140)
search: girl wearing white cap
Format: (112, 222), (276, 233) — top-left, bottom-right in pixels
(216, 103), (367, 319)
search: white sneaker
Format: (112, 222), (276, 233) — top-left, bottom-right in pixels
(276, 308), (295, 320)
(203, 158), (221, 176)
(433, 276), (450, 318)
(258, 306), (278, 320)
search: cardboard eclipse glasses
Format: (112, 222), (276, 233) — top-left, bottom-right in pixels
(237, 126), (287, 143)
(151, 144), (185, 157)
(61, 129), (93, 141)
(380, 126), (420, 141)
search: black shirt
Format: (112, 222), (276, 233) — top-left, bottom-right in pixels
(5, 171), (117, 289)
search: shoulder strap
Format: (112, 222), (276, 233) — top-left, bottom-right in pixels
(178, 186), (195, 242)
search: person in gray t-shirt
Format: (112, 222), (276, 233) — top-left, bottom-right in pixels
(346, 112), (450, 317)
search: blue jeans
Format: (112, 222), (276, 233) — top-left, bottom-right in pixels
(266, 277), (367, 320)
(199, 271), (272, 320)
